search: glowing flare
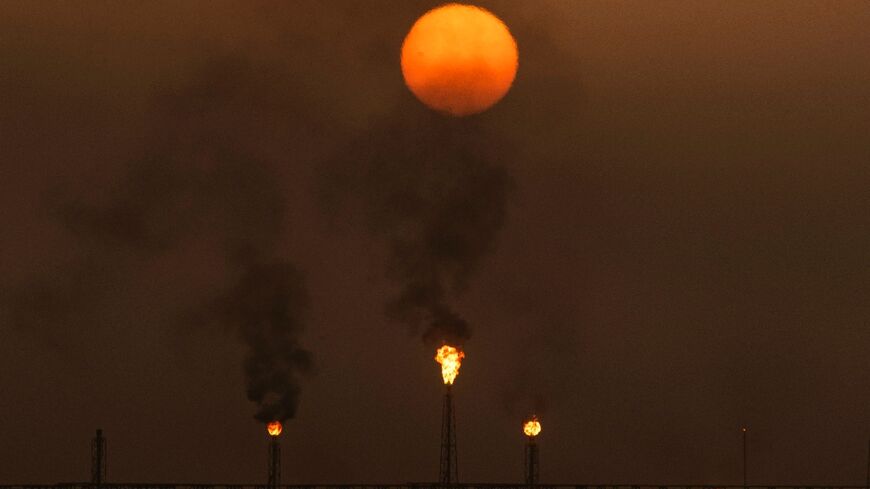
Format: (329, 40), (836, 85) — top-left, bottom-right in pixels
(434, 345), (465, 385)
(523, 417), (541, 437)
(266, 421), (283, 437)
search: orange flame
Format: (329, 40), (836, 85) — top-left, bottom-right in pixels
(523, 417), (541, 437)
(266, 421), (283, 437)
(434, 345), (465, 385)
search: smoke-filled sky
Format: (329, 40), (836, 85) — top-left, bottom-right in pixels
(1, 0), (869, 485)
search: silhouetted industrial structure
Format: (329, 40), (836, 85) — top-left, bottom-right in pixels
(2, 430), (865, 489)
(439, 385), (458, 485)
(91, 429), (106, 486)
(524, 435), (538, 487)
(268, 437), (280, 488)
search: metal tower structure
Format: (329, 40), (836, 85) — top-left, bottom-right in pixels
(439, 385), (458, 485)
(524, 436), (539, 487)
(742, 427), (748, 489)
(268, 437), (281, 488)
(91, 429), (106, 486)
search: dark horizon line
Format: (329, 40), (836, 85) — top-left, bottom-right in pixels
(2, 483), (867, 488)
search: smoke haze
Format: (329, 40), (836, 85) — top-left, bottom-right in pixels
(1, 1), (868, 485)
(4, 54), (316, 423)
(325, 112), (512, 347)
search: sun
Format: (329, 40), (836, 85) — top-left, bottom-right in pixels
(401, 3), (518, 117)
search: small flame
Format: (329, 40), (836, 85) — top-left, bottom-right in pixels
(266, 421), (283, 437)
(434, 345), (465, 385)
(523, 417), (541, 437)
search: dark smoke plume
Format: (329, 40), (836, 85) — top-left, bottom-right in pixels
(327, 109), (513, 346)
(6, 54), (314, 423)
(220, 259), (314, 423)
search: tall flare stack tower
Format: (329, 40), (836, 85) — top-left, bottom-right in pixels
(435, 345), (464, 485)
(266, 421), (283, 488)
(523, 417), (542, 487)
(440, 385), (457, 485)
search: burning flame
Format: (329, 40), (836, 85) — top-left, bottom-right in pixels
(434, 345), (465, 385)
(523, 417), (541, 437)
(266, 421), (283, 437)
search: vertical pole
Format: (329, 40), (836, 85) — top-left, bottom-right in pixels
(865, 438), (869, 489)
(91, 429), (106, 486)
(268, 437), (281, 488)
(525, 437), (539, 487)
(439, 385), (458, 485)
(445, 386), (456, 484)
(742, 427), (748, 489)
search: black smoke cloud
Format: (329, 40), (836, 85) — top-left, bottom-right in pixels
(220, 259), (313, 423)
(6, 54), (314, 423)
(326, 109), (513, 347)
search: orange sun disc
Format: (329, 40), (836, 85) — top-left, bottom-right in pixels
(401, 3), (518, 116)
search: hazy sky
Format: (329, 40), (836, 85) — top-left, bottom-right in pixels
(1, 1), (868, 485)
